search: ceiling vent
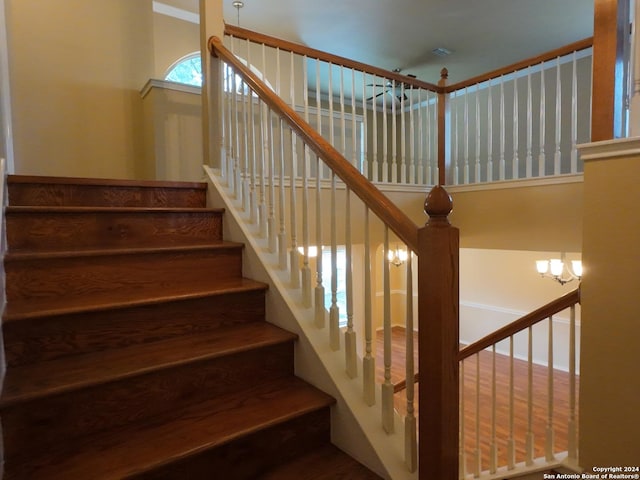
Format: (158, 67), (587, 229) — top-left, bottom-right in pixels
(431, 47), (453, 58)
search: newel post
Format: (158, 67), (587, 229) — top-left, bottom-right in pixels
(418, 185), (459, 479)
(437, 68), (451, 185)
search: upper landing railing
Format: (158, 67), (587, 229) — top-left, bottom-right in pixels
(224, 25), (593, 187)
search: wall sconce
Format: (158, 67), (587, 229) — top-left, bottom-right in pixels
(387, 245), (408, 267)
(536, 253), (582, 285)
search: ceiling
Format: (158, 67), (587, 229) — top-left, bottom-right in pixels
(163, 0), (594, 85)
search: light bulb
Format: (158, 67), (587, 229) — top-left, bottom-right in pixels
(550, 259), (564, 276)
(536, 260), (549, 274)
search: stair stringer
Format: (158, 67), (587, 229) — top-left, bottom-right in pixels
(204, 166), (415, 480)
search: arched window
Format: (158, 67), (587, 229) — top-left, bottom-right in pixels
(165, 53), (202, 87)
(164, 52), (274, 94)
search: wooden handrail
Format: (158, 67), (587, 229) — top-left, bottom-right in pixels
(209, 35), (420, 253)
(224, 24), (441, 93)
(459, 287), (580, 361)
(446, 37), (593, 93)
(395, 288), (580, 393)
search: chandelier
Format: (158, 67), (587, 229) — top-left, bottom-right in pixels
(536, 253), (582, 285)
(388, 245), (408, 267)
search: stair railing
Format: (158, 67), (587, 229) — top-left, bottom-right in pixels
(443, 38), (593, 185)
(458, 288), (581, 478)
(208, 35), (460, 478)
(223, 26), (594, 189)
(224, 25), (442, 187)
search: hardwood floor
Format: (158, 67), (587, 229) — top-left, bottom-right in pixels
(376, 326), (578, 474)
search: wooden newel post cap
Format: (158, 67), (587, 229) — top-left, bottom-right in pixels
(424, 185), (453, 224)
(438, 68), (449, 87)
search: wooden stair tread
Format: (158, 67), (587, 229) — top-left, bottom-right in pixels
(261, 444), (383, 479)
(1, 322), (296, 406)
(6, 205), (223, 214)
(4, 277), (267, 321)
(4, 241), (242, 261)
(8, 175), (207, 190)
(10, 377), (334, 480)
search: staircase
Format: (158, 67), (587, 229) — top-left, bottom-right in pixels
(0, 175), (381, 479)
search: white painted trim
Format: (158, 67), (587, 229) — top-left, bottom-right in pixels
(578, 136), (640, 161)
(0, 0), (14, 174)
(140, 78), (202, 98)
(152, 1), (199, 24)
(460, 299), (578, 325)
(445, 173), (583, 193)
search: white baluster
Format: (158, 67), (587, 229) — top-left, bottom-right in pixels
(420, 89), (428, 184)
(475, 84), (481, 183)
(372, 77), (379, 182)
(242, 80), (250, 213)
(300, 60), (311, 307)
(464, 86), (469, 184)
(228, 64), (237, 195)
(340, 66), (347, 157)
(459, 360), (467, 480)
(453, 94), (459, 185)
(432, 91), (439, 183)
(382, 226), (394, 433)
(344, 188), (357, 378)
(409, 86), (415, 184)
(490, 345), (497, 474)
(328, 63), (335, 151)
(568, 304), (578, 461)
(539, 62), (547, 177)
(405, 251), (417, 472)
(314, 154), (325, 328)
(258, 45), (268, 232)
(363, 207), (375, 406)
(400, 83), (407, 183)
(248, 80), (257, 224)
(513, 77), (520, 179)
(487, 81), (494, 182)
(391, 80), (398, 183)
(499, 75), (506, 181)
(382, 81), (389, 183)
(508, 335), (516, 469)
(526, 325), (535, 466)
(571, 51), (578, 173)
(526, 66), (533, 178)
(474, 353), (481, 477)
(301, 144), (311, 307)
(361, 72), (369, 178)
(267, 108), (277, 253)
(278, 119), (287, 270)
(351, 68), (358, 168)
(554, 57), (562, 175)
(289, 53), (300, 288)
(546, 316), (555, 461)
(259, 101), (268, 238)
(289, 133), (299, 288)
(315, 60), (325, 180)
(329, 172), (340, 351)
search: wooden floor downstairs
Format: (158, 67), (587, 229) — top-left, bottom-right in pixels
(377, 326), (578, 474)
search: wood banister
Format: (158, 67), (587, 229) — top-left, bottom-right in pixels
(459, 287), (580, 361)
(209, 35), (420, 253)
(224, 24), (441, 93)
(418, 185), (459, 479)
(445, 37), (593, 93)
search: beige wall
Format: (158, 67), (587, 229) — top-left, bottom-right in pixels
(6, 0), (154, 179)
(579, 138), (640, 470)
(448, 179), (583, 251)
(153, 12), (200, 79)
